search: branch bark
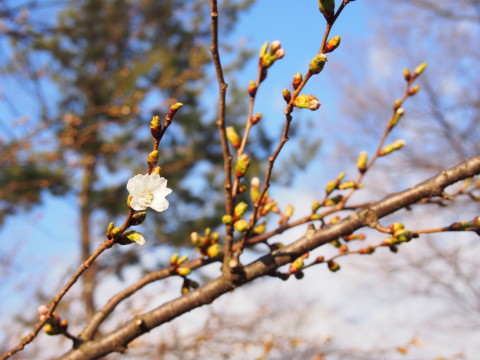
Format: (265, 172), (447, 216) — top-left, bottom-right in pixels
(56, 155), (480, 360)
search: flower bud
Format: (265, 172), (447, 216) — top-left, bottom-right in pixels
(311, 201), (321, 213)
(389, 108), (404, 129)
(222, 215), (233, 224)
(167, 102), (183, 120)
(393, 99), (403, 111)
(106, 221), (114, 236)
(294, 94), (320, 110)
(309, 53), (327, 74)
(324, 195), (343, 207)
(234, 219), (251, 232)
(282, 88), (292, 103)
(110, 227), (122, 238)
(289, 256), (304, 273)
(292, 72), (303, 89)
(150, 115), (162, 138)
(408, 85), (420, 96)
(284, 204), (294, 219)
(130, 211), (147, 226)
(394, 229), (413, 242)
(357, 151), (368, 173)
(235, 153), (251, 177)
(151, 166), (162, 175)
(176, 266), (191, 276)
(270, 40), (281, 53)
(191, 232), (205, 247)
(207, 243), (222, 258)
(325, 180), (337, 194)
(248, 80), (257, 97)
(253, 222), (267, 235)
(147, 150), (159, 167)
(327, 260), (340, 272)
(170, 253), (179, 265)
(403, 68), (411, 82)
(379, 139), (406, 156)
(275, 48), (285, 59)
(324, 35), (341, 53)
(359, 246), (375, 254)
(251, 113), (262, 125)
(234, 201), (248, 219)
(413, 62), (428, 77)
(338, 180), (357, 190)
(118, 230), (146, 246)
(177, 255), (189, 265)
(226, 126), (241, 149)
(318, 0), (335, 23)
(259, 41), (269, 58)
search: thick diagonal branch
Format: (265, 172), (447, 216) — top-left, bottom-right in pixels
(56, 156), (480, 360)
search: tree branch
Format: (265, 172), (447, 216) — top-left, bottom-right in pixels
(56, 155), (480, 360)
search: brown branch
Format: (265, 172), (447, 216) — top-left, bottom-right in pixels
(209, 0), (235, 268)
(55, 155), (480, 360)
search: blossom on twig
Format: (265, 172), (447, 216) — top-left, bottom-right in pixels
(127, 174), (172, 212)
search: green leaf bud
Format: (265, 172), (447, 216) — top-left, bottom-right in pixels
(294, 94), (320, 110)
(357, 151), (368, 173)
(226, 126), (241, 149)
(234, 201), (248, 219)
(309, 53), (328, 74)
(130, 211), (147, 226)
(379, 139), (406, 156)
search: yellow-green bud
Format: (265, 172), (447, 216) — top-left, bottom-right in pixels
(235, 153), (251, 177)
(324, 195), (343, 207)
(309, 53), (327, 74)
(234, 219), (251, 232)
(207, 243), (222, 258)
(110, 227), (122, 238)
(379, 139), (406, 156)
(292, 72), (303, 89)
(177, 255), (189, 265)
(318, 0), (335, 23)
(389, 108), (404, 129)
(170, 253), (179, 265)
(167, 102), (183, 119)
(327, 260), (340, 272)
(226, 126), (241, 149)
(325, 180), (337, 194)
(357, 151), (368, 173)
(289, 256), (304, 273)
(311, 201), (321, 213)
(222, 215), (233, 224)
(151, 166), (162, 175)
(403, 68), (411, 82)
(283, 88), (292, 103)
(294, 94), (320, 110)
(253, 222), (267, 235)
(393, 99), (403, 111)
(234, 201), (248, 219)
(248, 80), (257, 97)
(259, 41), (269, 58)
(130, 211), (147, 226)
(394, 229), (413, 242)
(408, 85), (420, 96)
(413, 62), (428, 77)
(338, 180), (357, 190)
(251, 113), (262, 125)
(106, 222), (114, 236)
(176, 266), (191, 276)
(150, 115), (162, 138)
(191, 232), (205, 247)
(324, 36), (341, 53)
(284, 205), (294, 219)
(147, 150), (159, 166)
(118, 230), (146, 246)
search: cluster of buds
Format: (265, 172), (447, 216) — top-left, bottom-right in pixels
(169, 253), (191, 276)
(382, 222), (417, 246)
(324, 171), (347, 196)
(259, 40), (285, 70)
(150, 102), (184, 139)
(293, 94), (320, 111)
(38, 305), (68, 336)
(191, 228), (222, 258)
(449, 217), (480, 232)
